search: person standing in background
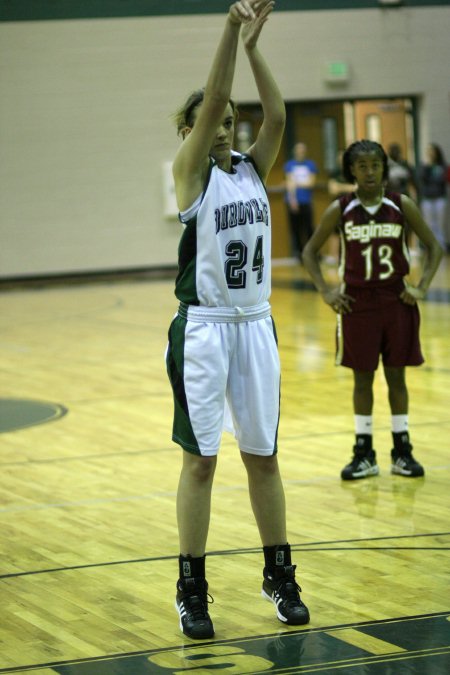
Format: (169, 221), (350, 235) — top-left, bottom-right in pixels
(386, 143), (418, 201)
(284, 142), (318, 261)
(387, 143), (419, 255)
(418, 143), (447, 252)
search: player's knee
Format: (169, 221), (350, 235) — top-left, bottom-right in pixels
(241, 452), (279, 477)
(384, 366), (406, 390)
(353, 370), (375, 391)
(185, 454), (216, 484)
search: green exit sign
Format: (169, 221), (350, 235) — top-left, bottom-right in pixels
(324, 61), (350, 84)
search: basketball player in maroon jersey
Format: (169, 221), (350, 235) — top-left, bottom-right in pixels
(303, 140), (442, 480)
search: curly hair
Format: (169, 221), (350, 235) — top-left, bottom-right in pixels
(172, 88), (238, 137)
(342, 140), (388, 183)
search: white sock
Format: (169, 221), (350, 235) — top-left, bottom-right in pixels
(391, 415), (408, 433)
(355, 415), (372, 435)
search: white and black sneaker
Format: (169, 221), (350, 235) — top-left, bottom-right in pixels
(262, 565), (310, 625)
(175, 577), (214, 640)
(391, 446), (424, 477)
(341, 447), (379, 480)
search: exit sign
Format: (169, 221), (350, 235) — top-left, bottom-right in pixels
(324, 61), (350, 85)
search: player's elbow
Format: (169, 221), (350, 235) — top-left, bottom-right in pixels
(302, 241), (314, 262)
(270, 108), (286, 130)
(435, 242), (445, 261)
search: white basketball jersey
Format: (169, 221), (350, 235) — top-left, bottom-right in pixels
(175, 152), (272, 308)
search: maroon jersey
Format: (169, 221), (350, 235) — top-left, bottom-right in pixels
(338, 191), (410, 287)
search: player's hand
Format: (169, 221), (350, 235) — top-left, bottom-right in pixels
(322, 288), (355, 314)
(400, 283), (426, 305)
(241, 1), (274, 49)
(229, 1), (257, 25)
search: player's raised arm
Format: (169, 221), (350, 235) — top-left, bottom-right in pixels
(172, 2), (259, 211)
(242, 1), (286, 182)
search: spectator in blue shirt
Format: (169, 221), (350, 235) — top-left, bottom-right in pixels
(284, 142), (318, 261)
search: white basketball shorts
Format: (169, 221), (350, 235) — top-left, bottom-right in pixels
(166, 302), (280, 456)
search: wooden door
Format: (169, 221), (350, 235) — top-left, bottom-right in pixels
(236, 105), (290, 259)
(354, 98), (415, 163)
(238, 98), (416, 259)
(290, 101), (347, 229)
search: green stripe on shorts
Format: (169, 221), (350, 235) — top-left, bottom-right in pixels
(167, 315), (201, 454)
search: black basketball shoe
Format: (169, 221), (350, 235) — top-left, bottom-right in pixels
(341, 447), (379, 480)
(391, 445), (424, 477)
(262, 564), (310, 625)
(175, 577), (214, 640)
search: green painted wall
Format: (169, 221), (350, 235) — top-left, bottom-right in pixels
(1, 0), (450, 22)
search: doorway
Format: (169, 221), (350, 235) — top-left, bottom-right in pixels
(237, 96), (417, 259)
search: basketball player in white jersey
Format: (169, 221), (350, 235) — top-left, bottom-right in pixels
(166, 0), (310, 639)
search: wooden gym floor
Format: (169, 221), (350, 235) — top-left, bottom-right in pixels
(0, 256), (449, 674)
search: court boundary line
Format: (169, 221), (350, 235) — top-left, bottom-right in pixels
(1, 531), (448, 580)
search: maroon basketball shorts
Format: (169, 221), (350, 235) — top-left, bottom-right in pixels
(335, 282), (424, 371)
